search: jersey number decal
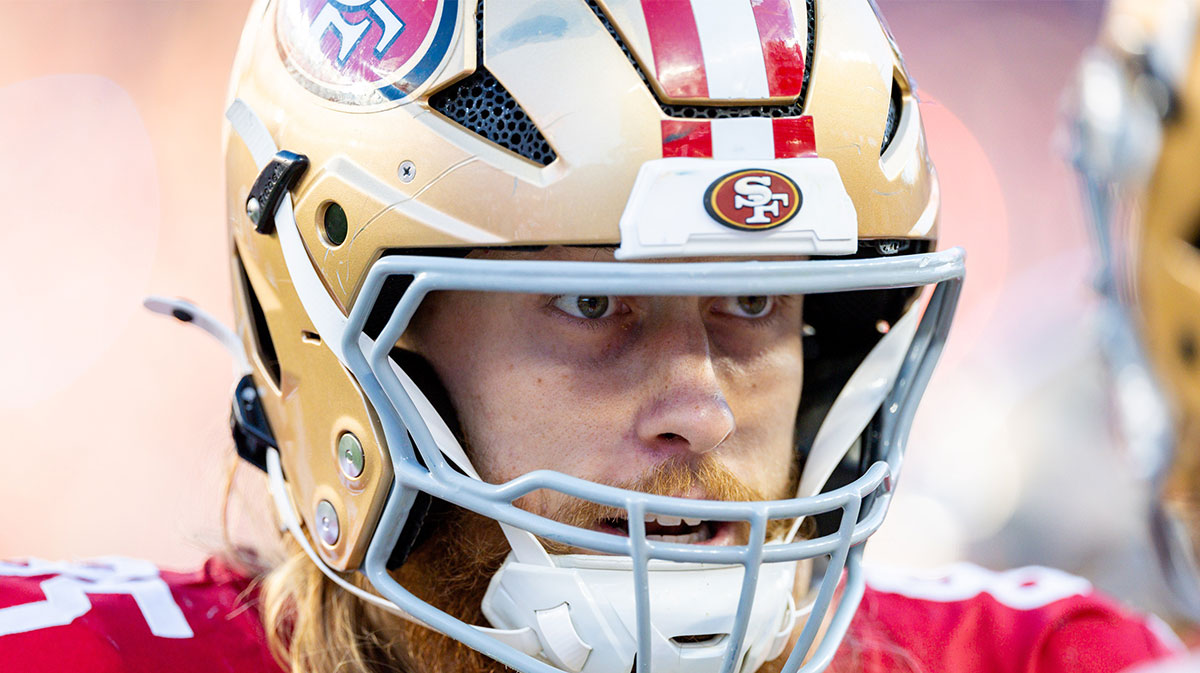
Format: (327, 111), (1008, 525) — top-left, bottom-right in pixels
(864, 562), (1093, 610)
(0, 557), (193, 638)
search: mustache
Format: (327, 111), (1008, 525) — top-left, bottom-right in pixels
(528, 455), (800, 553)
(544, 455), (769, 527)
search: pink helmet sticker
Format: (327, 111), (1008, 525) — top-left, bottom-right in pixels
(276, 0), (460, 105)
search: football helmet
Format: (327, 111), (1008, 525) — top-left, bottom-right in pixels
(175, 1), (962, 672)
(1067, 0), (1200, 623)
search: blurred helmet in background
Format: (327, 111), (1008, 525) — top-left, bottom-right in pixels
(1067, 0), (1200, 624)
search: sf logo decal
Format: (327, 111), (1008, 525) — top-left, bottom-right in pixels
(704, 169), (802, 231)
(311, 0), (406, 66)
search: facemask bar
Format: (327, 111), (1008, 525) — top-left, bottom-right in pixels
(343, 254), (962, 673)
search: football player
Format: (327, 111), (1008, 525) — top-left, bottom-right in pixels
(1067, 0), (1200, 666)
(0, 1), (1179, 672)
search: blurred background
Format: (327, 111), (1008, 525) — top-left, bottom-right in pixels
(0, 0), (1178, 622)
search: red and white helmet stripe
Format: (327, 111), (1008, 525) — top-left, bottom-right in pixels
(661, 116), (816, 159)
(639, 0), (806, 101)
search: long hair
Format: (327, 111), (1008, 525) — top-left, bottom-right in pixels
(259, 547), (415, 673)
(214, 448), (419, 673)
(255, 503), (512, 673)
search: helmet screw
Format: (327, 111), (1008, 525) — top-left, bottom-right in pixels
(316, 500), (340, 546)
(398, 160), (416, 183)
(246, 196), (263, 224)
(338, 432), (365, 479)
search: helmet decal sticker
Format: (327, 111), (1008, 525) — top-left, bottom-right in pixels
(662, 116), (816, 159)
(277, 0), (460, 105)
(704, 169), (802, 231)
(312, 1), (406, 67)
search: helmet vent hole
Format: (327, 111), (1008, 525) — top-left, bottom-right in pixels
(235, 249), (281, 388)
(671, 633), (727, 647)
(322, 202), (348, 247)
(427, 0), (557, 166)
(881, 76), (903, 156)
(428, 66), (558, 165)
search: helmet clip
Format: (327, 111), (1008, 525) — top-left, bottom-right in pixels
(246, 150), (309, 234)
(231, 373), (277, 472)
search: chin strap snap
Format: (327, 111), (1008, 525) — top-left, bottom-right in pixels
(229, 374), (276, 472)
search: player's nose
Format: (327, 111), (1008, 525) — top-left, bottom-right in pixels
(633, 302), (735, 456)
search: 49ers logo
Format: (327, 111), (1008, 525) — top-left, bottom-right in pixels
(277, 0), (459, 105)
(704, 170), (802, 231)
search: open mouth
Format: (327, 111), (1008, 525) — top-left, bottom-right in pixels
(596, 513), (739, 545)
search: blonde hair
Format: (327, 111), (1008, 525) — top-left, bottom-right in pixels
(255, 511), (515, 673)
(214, 447), (411, 673)
(259, 547), (414, 673)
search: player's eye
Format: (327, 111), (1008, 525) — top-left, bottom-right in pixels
(713, 296), (775, 318)
(551, 295), (621, 320)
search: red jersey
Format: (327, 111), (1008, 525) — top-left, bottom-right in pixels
(838, 563), (1183, 673)
(0, 558), (1180, 673)
(0, 556), (282, 673)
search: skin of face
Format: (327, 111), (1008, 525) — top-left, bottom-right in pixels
(404, 246), (806, 537)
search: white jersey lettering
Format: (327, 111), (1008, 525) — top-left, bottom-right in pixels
(0, 557), (193, 638)
(864, 562), (1092, 610)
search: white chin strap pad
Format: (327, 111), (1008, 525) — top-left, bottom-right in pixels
(482, 554), (800, 673)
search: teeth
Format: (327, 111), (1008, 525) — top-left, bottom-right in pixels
(644, 514), (683, 526)
(646, 530), (710, 544)
(683, 517), (702, 526)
